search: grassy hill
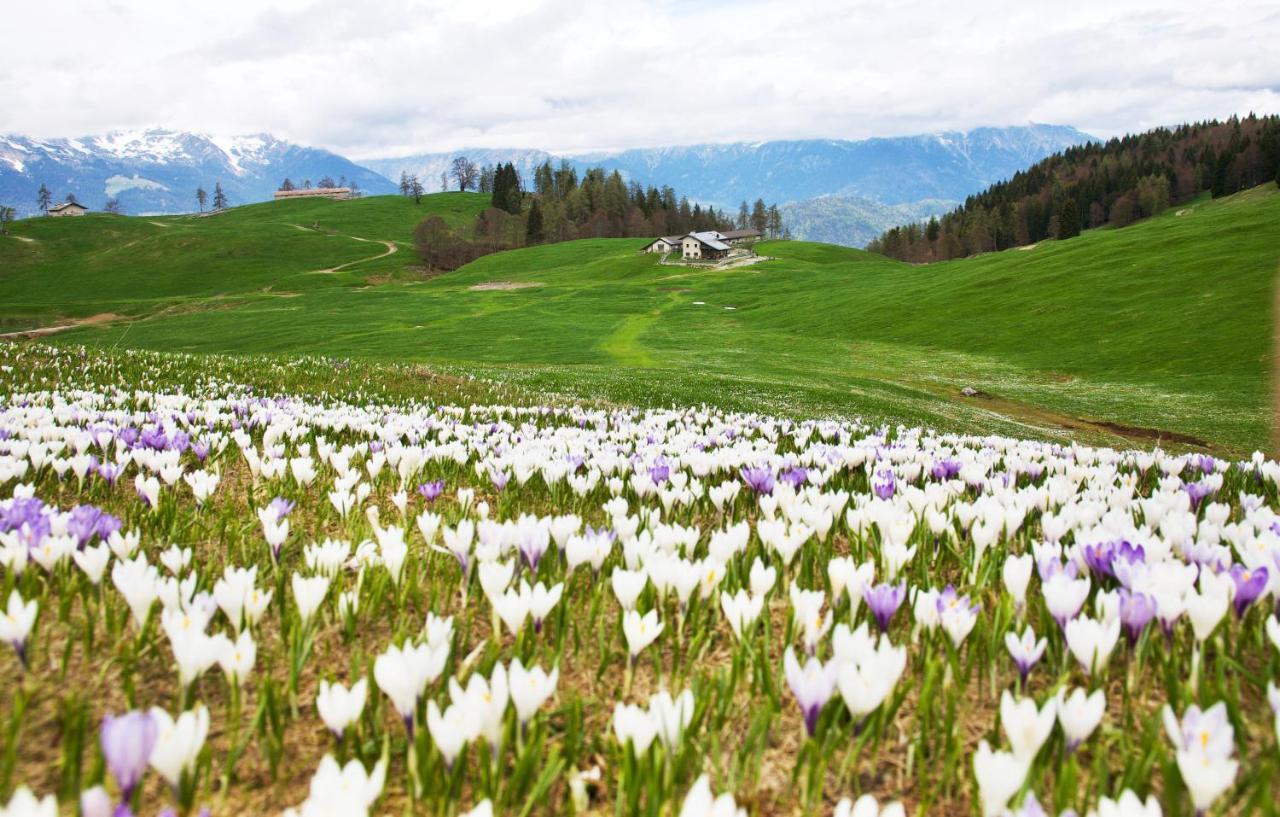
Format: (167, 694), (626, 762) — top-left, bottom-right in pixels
(0, 193), (489, 329)
(1, 185), (1277, 455)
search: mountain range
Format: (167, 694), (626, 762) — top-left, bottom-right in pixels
(1, 124), (1094, 245)
(0, 129), (395, 217)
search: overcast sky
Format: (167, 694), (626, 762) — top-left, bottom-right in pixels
(4, 0), (1278, 158)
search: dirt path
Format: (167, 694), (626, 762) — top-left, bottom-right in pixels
(9, 235), (36, 243)
(0, 312), (124, 339)
(295, 227), (398, 274)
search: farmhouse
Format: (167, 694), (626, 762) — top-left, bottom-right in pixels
(272, 187), (352, 201)
(641, 228), (762, 260)
(47, 201), (88, 217)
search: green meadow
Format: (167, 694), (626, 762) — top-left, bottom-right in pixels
(2, 186), (1277, 455)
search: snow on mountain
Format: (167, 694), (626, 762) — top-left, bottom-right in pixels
(0, 128), (395, 217)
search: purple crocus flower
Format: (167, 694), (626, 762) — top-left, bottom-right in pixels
(417, 480), (445, 502)
(191, 441), (210, 462)
(1081, 541), (1116, 579)
(649, 459), (670, 485)
(740, 466), (775, 495)
(489, 469), (509, 491)
(96, 462), (122, 486)
(865, 581), (907, 633)
(780, 466), (808, 489)
(169, 431), (191, 454)
(1197, 455), (1217, 474)
(783, 649), (837, 737)
(1118, 589), (1156, 645)
(100, 711), (157, 801)
(872, 469), (896, 500)
(1185, 480), (1216, 511)
(267, 497), (295, 519)
(1228, 564), (1268, 617)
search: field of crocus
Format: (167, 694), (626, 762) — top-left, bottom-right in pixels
(1, 342), (1278, 817)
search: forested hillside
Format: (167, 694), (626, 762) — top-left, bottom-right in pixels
(868, 115), (1280, 261)
(413, 160), (784, 270)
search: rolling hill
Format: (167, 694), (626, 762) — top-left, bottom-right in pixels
(1, 184), (1276, 455)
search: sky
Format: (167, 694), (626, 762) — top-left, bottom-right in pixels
(4, 0), (1279, 159)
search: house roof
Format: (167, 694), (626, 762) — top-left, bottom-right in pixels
(720, 229), (761, 240)
(48, 201), (87, 212)
(688, 231), (730, 251)
(273, 187), (351, 198)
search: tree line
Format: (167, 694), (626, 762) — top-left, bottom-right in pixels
(410, 157), (785, 271)
(867, 114), (1280, 262)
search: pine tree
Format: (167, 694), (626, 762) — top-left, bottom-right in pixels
(766, 205), (782, 239)
(1057, 197), (1080, 239)
(37, 184), (51, 214)
(736, 201), (749, 230)
(196, 187), (207, 212)
(750, 199), (768, 233)
(525, 199), (545, 245)
(279, 178), (295, 191)
(212, 183), (228, 211)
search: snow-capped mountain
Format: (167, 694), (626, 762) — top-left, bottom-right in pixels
(0, 128), (394, 216)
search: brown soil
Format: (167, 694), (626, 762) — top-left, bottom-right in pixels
(0, 312), (124, 338)
(956, 389), (1212, 450)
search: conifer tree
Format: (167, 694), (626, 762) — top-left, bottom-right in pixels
(212, 183), (227, 211)
(525, 198), (544, 245)
(37, 184), (51, 214)
(1057, 197), (1080, 239)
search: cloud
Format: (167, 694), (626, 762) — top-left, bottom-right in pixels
(3, 0), (1278, 157)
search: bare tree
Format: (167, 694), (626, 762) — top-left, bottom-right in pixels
(408, 175), (424, 204)
(450, 156), (478, 191)
(196, 187), (208, 212)
(103, 197), (123, 214)
(0, 205), (15, 235)
(37, 185), (52, 214)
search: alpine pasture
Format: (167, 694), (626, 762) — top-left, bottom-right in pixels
(0, 185), (1279, 817)
(2, 186), (1277, 455)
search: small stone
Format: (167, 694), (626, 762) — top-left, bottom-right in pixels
(961, 387), (978, 397)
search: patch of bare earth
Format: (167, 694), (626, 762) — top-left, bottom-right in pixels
(0, 312), (124, 338)
(956, 389), (1212, 450)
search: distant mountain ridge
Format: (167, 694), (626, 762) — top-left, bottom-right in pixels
(366, 124), (1095, 245)
(0, 128), (395, 217)
(1, 124), (1092, 245)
